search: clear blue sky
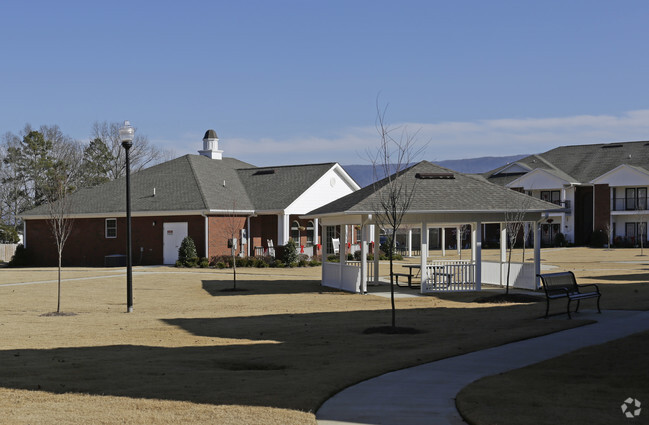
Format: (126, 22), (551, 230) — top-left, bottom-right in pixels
(3, 0), (649, 166)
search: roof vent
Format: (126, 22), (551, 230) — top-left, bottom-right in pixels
(602, 144), (623, 149)
(253, 169), (275, 176)
(415, 172), (455, 180)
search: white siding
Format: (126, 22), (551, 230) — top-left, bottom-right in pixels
(285, 165), (358, 215)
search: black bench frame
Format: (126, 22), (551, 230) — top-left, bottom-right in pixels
(537, 271), (601, 319)
(393, 273), (414, 287)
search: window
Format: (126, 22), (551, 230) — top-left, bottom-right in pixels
(540, 190), (560, 205)
(306, 221), (314, 246)
(638, 188), (647, 210)
(105, 218), (117, 238)
(290, 220), (300, 242)
(626, 188), (636, 210)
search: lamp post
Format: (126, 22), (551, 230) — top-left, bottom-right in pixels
(119, 120), (135, 313)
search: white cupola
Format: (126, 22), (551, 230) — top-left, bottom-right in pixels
(198, 129), (223, 160)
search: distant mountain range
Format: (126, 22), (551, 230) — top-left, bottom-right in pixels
(342, 154), (528, 188)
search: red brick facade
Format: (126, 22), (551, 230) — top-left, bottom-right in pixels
(26, 215), (205, 267)
(593, 184), (611, 232)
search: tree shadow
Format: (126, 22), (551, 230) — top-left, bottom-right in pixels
(582, 273), (649, 282)
(201, 279), (339, 296)
(0, 304), (569, 411)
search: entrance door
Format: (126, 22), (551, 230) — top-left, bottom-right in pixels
(163, 222), (188, 264)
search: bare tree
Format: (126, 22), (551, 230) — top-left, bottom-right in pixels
(217, 201), (247, 290)
(43, 141), (82, 313)
(90, 121), (173, 180)
(367, 101), (423, 328)
(503, 195), (533, 295)
(603, 222), (613, 250)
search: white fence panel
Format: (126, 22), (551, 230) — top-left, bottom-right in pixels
(481, 261), (539, 290)
(422, 260), (476, 292)
(0, 244), (18, 262)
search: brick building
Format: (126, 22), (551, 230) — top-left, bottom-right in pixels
(21, 130), (360, 266)
(484, 141), (649, 246)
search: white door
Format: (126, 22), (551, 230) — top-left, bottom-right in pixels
(163, 222), (188, 264)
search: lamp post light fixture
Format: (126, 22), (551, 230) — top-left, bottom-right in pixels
(119, 120), (135, 313)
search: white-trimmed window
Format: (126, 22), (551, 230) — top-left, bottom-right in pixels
(106, 218), (117, 238)
(306, 221), (314, 246)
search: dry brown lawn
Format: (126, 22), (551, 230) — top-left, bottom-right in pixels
(0, 247), (647, 424)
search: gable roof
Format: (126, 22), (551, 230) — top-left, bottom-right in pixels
(308, 161), (562, 217)
(485, 140), (649, 185)
(237, 163), (340, 211)
(22, 155), (357, 218)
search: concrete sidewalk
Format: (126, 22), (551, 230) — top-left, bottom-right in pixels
(317, 310), (649, 425)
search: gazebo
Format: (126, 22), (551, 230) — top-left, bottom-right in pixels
(304, 161), (564, 294)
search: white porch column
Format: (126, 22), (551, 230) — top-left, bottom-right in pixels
(373, 224), (381, 284)
(246, 217), (251, 257)
(277, 214), (290, 245)
(500, 223), (507, 286)
(407, 228), (413, 257)
(475, 220), (482, 290)
(339, 225), (348, 290)
(534, 221), (541, 289)
(314, 218), (320, 253)
(361, 224), (369, 293)
(456, 226), (461, 255)
(471, 223), (477, 262)
(420, 221), (428, 291)
(441, 227), (446, 257)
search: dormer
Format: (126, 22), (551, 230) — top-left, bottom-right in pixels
(198, 129), (223, 160)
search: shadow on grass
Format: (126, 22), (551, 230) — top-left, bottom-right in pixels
(201, 279), (339, 296)
(0, 305), (583, 412)
(582, 273), (649, 282)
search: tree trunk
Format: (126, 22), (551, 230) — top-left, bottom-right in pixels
(232, 246), (237, 290)
(57, 252), (62, 313)
(390, 229), (396, 327)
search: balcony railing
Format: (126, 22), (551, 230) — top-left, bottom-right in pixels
(613, 197), (648, 212)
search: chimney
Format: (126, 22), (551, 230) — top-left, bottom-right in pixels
(198, 129), (223, 160)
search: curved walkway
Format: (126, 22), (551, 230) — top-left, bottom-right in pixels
(317, 310), (649, 425)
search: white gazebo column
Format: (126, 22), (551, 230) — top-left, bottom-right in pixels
(471, 223), (476, 262)
(360, 224), (369, 294)
(534, 221), (541, 289)
(420, 221), (428, 291)
(441, 227), (446, 257)
(500, 223), (507, 286)
(475, 220), (482, 290)
(407, 228), (413, 257)
(456, 226), (461, 255)
(373, 224), (381, 284)
(338, 225), (347, 290)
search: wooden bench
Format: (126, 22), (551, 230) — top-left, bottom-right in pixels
(537, 271), (601, 319)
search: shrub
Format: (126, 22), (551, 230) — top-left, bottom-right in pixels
(177, 236), (198, 267)
(327, 254), (340, 262)
(553, 232), (566, 247)
(0, 224), (19, 244)
(298, 259), (308, 267)
(590, 230), (608, 248)
(282, 240), (298, 265)
(347, 253), (354, 261)
(199, 258), (209, 268)
(216, 261), (226, 269)
(8, 244), (32, 267)
(272, 259), (285, 268)
(309, 259), (321, 267)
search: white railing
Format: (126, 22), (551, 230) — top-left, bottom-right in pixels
(422, 260), (476, 292)
(345, 260), (375, 283)
(482, 261), (539, 290)
(322, 262), (362, 293)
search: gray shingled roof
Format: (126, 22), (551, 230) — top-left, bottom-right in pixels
(22, 155), (344, 217)
(485, 140), (649, 184)
(308, 161), (562, 216)
(237, 163), (337, 211)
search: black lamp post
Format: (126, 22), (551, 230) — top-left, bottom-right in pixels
(119, 120), (135, 313)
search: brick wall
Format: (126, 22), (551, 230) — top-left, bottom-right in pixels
(25, 215), (205, 267)
(207, 215), (247, 258)
(593, 184), (611, 232)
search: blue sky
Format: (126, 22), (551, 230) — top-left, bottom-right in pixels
(3, 0), (649, 166)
